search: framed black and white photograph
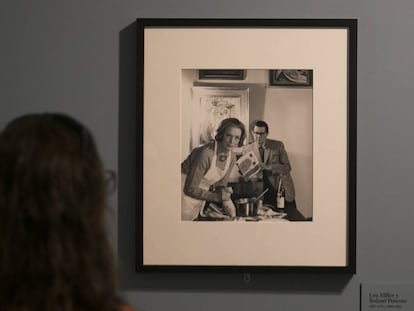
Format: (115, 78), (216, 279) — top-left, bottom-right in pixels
(137, 19), (357, 273)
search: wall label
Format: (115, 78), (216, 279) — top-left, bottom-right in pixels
(361, 283), (413, 310)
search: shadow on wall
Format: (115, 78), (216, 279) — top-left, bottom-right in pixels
(289, 152), (313, 219)
(247, 84), (266, 136)
(118, 21), (349, 293)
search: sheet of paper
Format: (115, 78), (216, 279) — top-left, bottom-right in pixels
(236, 150), (261, 178)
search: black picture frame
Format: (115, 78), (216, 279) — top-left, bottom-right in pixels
(137, 18), (357, 274)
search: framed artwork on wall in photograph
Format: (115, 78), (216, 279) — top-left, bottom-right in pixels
(198, 69), (246, 80)
(190, 86), (250, 150)
(137, 18), (357, 273)
(269, 69), (313, 87)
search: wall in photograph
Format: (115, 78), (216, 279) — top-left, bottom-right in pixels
(251, 84), (313, 218)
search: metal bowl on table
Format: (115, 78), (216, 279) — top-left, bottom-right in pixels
(235, 197), (257, 217)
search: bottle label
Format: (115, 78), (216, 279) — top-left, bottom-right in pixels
(277, 194), (285, 209)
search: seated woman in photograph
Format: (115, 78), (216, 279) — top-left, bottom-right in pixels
(181, 118), (246, 221)
(0, 113), (134, 311)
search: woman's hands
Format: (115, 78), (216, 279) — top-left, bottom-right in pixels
(220, 187), (236, 217)
(222, 199), (236, 218)
(219, 186), (233, 201)
(210, 186), (236, 218)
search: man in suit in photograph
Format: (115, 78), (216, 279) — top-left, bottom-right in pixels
(246, 120), (307, 220)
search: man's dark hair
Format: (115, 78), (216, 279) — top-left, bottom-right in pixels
(253, 120), (269, 133)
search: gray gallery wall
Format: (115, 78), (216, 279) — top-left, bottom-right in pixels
(1, 1), (414, 311)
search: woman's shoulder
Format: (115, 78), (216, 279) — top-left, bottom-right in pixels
(181, 143), (215, 174)
(265, 139), (284, 149)
(119, 305), (135, 311)
(193, 142), (215, 159)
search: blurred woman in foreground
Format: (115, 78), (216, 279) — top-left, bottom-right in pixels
(0, 113), (133, 311)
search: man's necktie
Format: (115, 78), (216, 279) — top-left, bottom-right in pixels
(259, 146), (264, 162)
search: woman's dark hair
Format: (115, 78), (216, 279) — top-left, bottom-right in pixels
(0, 113), (121, 311)
(214, 118), (246, 147)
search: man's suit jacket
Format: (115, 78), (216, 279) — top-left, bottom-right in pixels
(249, 139), (295, 202)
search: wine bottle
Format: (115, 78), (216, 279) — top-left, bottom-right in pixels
(276, 177), (285, 209)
